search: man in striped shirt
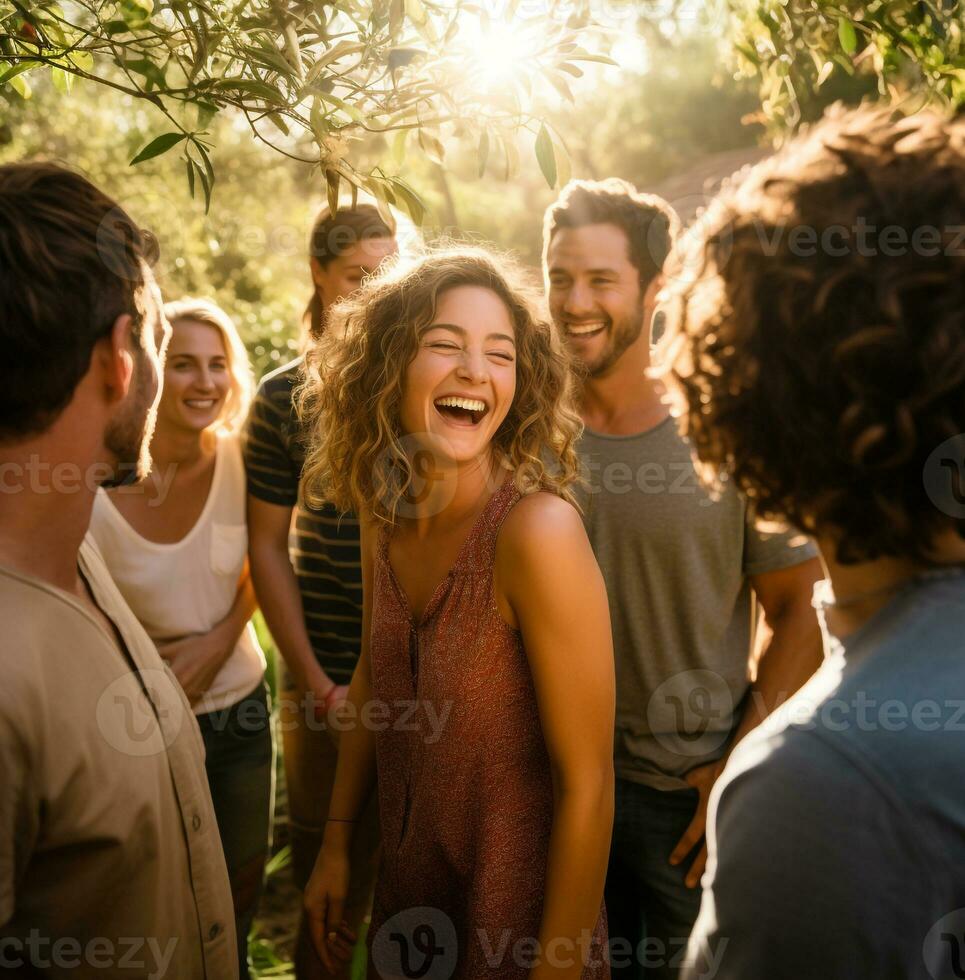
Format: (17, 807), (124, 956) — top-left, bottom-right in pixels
(245, 204), (397, 980)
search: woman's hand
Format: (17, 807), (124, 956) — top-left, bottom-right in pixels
(157, 628), (231, 705)
(305, 842), (357, 973)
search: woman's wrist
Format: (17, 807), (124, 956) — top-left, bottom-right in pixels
(321, 819), (355, 852)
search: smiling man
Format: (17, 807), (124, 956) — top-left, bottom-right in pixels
(542, 178), (824, 978)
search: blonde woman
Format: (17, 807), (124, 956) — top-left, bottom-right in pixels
(300, 250), (615, 979)
(88, 298), (272, 978)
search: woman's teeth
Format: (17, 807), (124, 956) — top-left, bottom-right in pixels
(184, 399), (217, 409)
(434, 396), (487, 413)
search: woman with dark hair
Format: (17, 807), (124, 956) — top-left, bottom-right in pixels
(244, 204), (397, 979)
(300, 247), (615, 979)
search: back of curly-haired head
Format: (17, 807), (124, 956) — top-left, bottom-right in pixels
(297, 247), (583, 525)
(664, 102), (965, 565)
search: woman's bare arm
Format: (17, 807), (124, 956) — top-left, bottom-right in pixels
(496, 492), (616, 979)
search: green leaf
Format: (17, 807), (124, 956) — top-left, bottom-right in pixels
(557, 62), (584, 78)
(306, 40), (366, 83)
(390, 177), (426, 225)
(194, 101), (218, 129)
(389, 0), (404, 36)
(251, 44), (296, 77)
(193, 159), (212, 213)
(213, 78), (280, 102)
(838, 18), (857, 56)
(404, 0), (427, 25)
(535, 123), (557, 188)
(418, 128), (444, 164)
(185, 158), (196, 198)
(566, 53), (617, 66)
(326, 168), (340, 215)
(119, 0), (154, 30)
(546, 71), (575, 103)
(312, 88), (365, 122)
(51, 66), (72, 94)
(196, 143), (215, 195)
(267, 111), (290, 136)
(0, 61), (39, 88)
(66, 51), (94, 74)
(9, 73), (31, 99)
(130, 132), (187, 165)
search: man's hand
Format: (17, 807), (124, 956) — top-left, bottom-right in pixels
(668, 757), (726, 888)
(157, 629), (231, 706)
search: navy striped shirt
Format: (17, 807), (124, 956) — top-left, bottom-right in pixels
(243, 356), (362, 685)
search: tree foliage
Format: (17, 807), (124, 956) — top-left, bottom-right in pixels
(0, 0), (613, 213)
(727, 0), (965, 132)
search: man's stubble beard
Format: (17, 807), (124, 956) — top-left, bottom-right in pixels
(101, 352), (158, 488)
(585, 304), (647, 379)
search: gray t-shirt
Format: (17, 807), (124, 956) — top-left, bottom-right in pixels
(685, 569), (965, 980)
(576, 418), (816, 789)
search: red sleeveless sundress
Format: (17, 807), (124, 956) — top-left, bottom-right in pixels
(366, 477), (609, 979)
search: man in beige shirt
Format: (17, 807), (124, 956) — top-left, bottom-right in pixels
(0, 162), (237, 978)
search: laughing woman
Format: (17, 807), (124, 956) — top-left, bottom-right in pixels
(87, 298), (273, 978)
(300, 250), (615, 979)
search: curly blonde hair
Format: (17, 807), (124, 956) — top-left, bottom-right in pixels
(298, 247), (583, 524)
(660, 102), (965, 564)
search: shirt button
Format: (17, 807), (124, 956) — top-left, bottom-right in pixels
(192, 813), (202, 831)
(208, 923), (222, 941)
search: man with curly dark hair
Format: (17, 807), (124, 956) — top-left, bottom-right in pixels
(667, 103), (965, 979)
(543, 178), (824, 978)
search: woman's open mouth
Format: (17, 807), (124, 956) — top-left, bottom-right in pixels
(433, 395), (489, 427)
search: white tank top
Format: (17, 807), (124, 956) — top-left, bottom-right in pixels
(88, 431), (266, 715)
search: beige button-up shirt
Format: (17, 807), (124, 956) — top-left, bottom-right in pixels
(0, 538), (237, 978)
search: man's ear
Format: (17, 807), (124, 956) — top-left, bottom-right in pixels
(94, 313), (136, 404)
(645, 273), (667, 345)
(644, 273), (664, 312)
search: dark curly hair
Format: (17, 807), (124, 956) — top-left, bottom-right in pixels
(542, 178), (680, 291)
(663, 102), (965, 565)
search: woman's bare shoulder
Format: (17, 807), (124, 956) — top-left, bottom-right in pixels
(498, 489), (586, 560)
